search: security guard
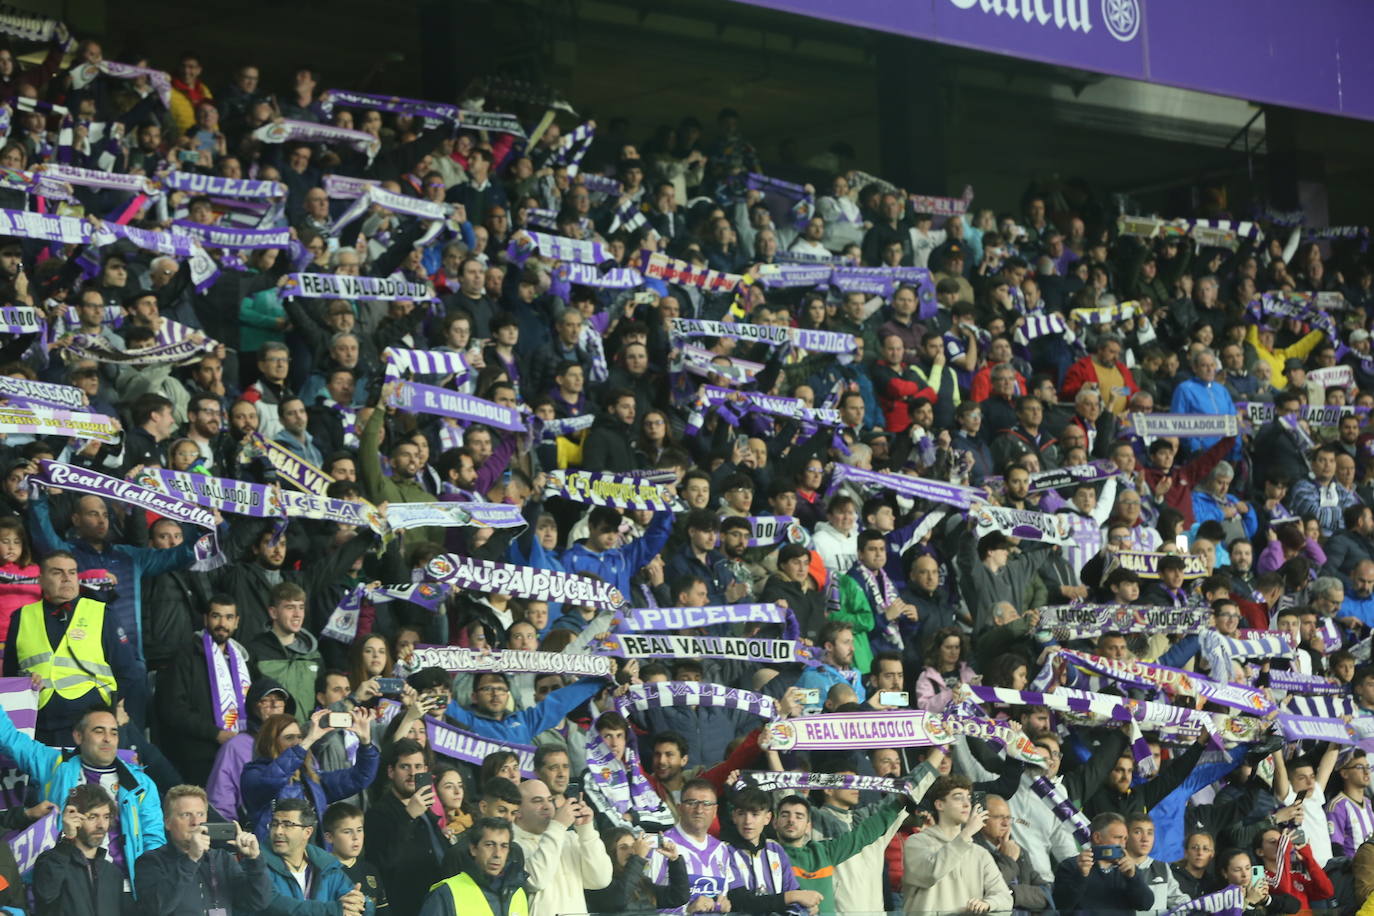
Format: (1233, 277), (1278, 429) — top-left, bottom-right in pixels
(420, 818), (529, 916)
(4, 550), (140, 744)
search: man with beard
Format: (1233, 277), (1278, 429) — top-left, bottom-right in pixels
(795, 620), (866, 704)
(775, 789), (910, 914)
(213, 528), (290, 641)
(156, 596), (252, 785)
(183, 393), (233, 474)
(364, 738), (445, 916)
(34, 784), (132, 913)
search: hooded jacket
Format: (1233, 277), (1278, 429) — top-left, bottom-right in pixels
(245, 628), (323, 726)
(207, 677), (297, 820)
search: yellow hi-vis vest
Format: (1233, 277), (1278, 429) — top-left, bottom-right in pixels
(15, 598), (117, 708)
(428, 871), (529, 916)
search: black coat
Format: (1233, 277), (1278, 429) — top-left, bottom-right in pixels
(1251, 420), (1311, 488)
(365, 790), (447, 916)
(141, 567), (212, 670)
(134, 842), (274, 915)
(33, 841), (134, 916)
(155, 633), (250, 786)
(580, 413), (638, 473)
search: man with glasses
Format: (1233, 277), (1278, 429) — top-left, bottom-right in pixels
(973, 793), (1050, 913)
(1328, 748), (1374, 858)
(241, 341), (293, 439)
(442, 671), (603, 745)
(654, 778), (734, 913)
(261, 797), (368, 915)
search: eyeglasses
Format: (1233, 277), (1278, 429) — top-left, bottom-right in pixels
(681, 799), (717, 809)
(269, 820), (306, 830)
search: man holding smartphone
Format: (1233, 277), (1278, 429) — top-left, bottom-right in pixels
(902, 775), (1011, 915)
(136, 784), (274, 912)
(1052, 812), (1153, 913)
(364, 738), (445, 916)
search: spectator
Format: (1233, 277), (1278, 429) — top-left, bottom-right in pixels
(421, 816), (528, 916)
(34, 783), (133, 915)
(259, 797), (370, 915)
(902, 774), (1012, 915)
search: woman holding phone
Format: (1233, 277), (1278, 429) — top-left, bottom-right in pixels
(240, 707), (380, 840)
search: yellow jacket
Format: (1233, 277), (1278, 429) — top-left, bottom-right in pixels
(1246, 325), (1324, 388)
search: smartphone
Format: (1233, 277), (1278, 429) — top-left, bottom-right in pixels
(878, 691), (910, 707)
(971, 791), (987, 810)
(564, 777), (583, 800)
(1250, 865), (1267, 887)
(1174, 533), (1188, 552)
(204, 822), (237, 844)
(375, 677), (406, 696)
(1295, 788), (1310, 803)
(413, 771), (433, 794)
(177, 149), (200, 164)
(799, 688), (821, 705)
(1092, 844), (1124, 861)
(325, 711), (353, 729)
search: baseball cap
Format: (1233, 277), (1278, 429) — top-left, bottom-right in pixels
(1283, 357), (1305, 372)
(1352, 329), (1370, 344)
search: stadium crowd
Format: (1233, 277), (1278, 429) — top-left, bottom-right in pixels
(0, 7), (1371, 916)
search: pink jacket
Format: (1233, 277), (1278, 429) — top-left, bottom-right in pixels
(915, 662), (978, 712)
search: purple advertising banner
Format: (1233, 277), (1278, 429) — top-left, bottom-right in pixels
(729, 0), (1374, 123)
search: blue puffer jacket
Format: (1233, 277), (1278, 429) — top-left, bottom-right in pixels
(241, 742), (380, 840)
(562, 510), (673, 599)
(0, 704), (163, 892)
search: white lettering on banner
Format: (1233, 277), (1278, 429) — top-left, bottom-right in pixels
(411, 646), (613, 678)
(944, 0), (1132, 39)
(619, 633), (796, 662)
(630, 605), (780, 630)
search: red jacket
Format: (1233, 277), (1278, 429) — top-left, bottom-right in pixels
(871, 360), (935, 433)
(971, 363), (1027, 402)
(1061, 355), (1138, 401)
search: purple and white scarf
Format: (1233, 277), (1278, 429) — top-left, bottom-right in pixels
(1106, 550), (1208, 580)
(0, 165), (74, 201)
(161, 170), (285, 200)
(906, 185), (973, 217)
(0, 375), (85, 409)
(426, 553), (628, 609)
(617, 602), (798, 638)
(1263, 668), (1345, 696)
(0, 304), (43, 335)
(277, 490), (386, 533)
(671, 317), (857, 356)
(585, 727), (672, 826)
(411, 645), (613, 678)
(319, 88), (459, 124)
(745, 173), (814, 231)
(543, 469), (675, 511)
(36, 163), (155, 196)
(827, 463), (985, 510)
(459, 110), (525, 137)
(170, 220), (292, 251)
(641, 252), (745, 293)
(601, 632), (811, 666)
(618, 681), (777, 720)
(537, 414), (595, 440)
(386, 378), (524, 432)
(1055, 648), (1275, 715)
(384, 500), (526, 532)
(242, 432), (333, 495)
(1131, 412), (1239, 439)
(1014, 312), (1067, 345)
(383, 346), (472, 385)
(1027, 776), (1093, 844)
(735, 770), (907, 795)
(1035, 603), (1209, 640)
(32, 460), (215, 529)
(1163, 885), (1244, 916)
(739, 515), (796, 547)
(763, 710), (948, 751)
(252, 119), (378, 157)
(205, 631), (250, 731)
(323, 174), (379, 199)
(68, 60), (172, 107)
(136, 469), (283, 517)
(281, 271), (437, 303)
(331, 184), (453, 240)
(983, 460), (1120, 495)
(968, 501), (1075, 546)
(426, 717), (536, 776)
(0, 406), (119, 443)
